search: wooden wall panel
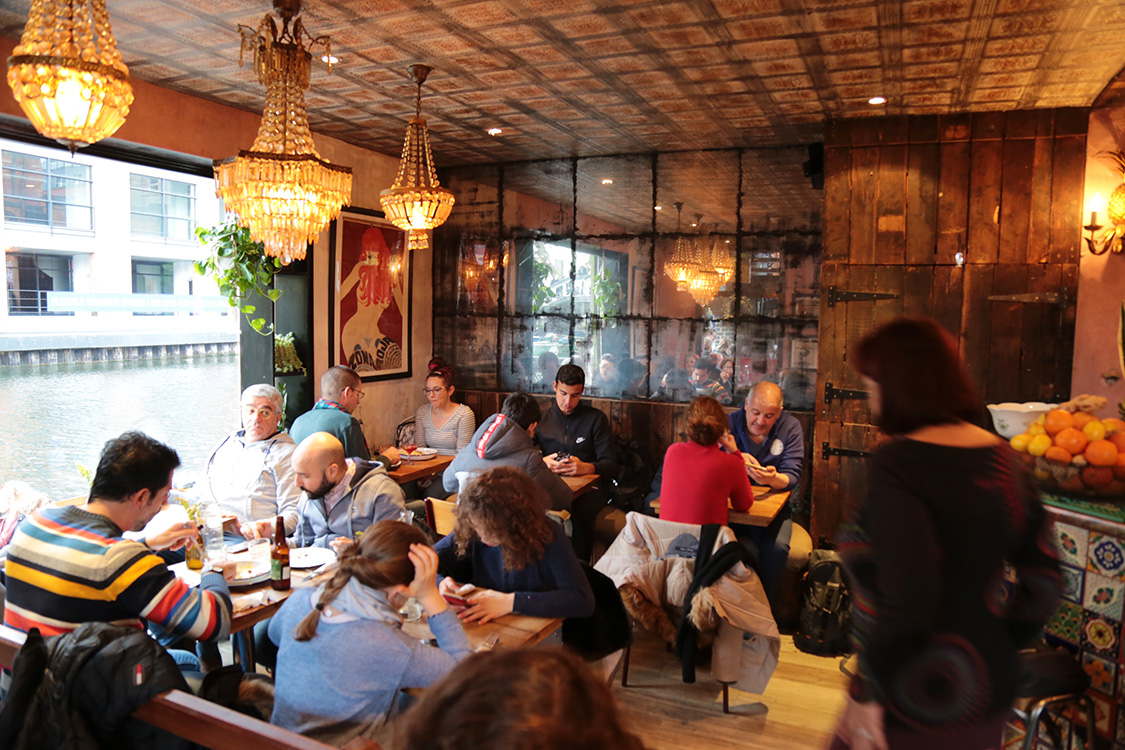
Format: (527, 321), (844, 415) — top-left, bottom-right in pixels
(816, 108), (1085, 543)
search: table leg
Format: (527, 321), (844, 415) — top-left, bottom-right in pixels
(233, 630), (254, 672)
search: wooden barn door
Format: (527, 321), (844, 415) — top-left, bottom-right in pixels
(812, 111), (1085, 544)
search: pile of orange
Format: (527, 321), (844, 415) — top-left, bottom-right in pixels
(1010, 409), (1125, 494)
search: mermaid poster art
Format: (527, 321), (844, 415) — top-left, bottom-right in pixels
(329, 209), (412, 381)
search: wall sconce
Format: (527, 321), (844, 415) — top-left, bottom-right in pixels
(1085, 193), (1124, 256)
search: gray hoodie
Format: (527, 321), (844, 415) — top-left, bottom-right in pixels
(443, 413), (572, 511)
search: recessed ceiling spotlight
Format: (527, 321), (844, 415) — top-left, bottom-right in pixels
(487, 127), (502, 136)
(654, 205), (662, 211)
(601, 178), (613, 185)
(321, 54), (339, 64)
(868, 96), (886, 105)
(690, 222), (697, 227)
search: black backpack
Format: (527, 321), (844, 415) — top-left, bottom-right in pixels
(794, 549), (853, 656)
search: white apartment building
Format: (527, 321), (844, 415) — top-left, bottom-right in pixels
(1, 137), (237, 359)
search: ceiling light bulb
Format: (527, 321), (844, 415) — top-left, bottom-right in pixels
(654, 205), (662, 211)
(487, 127), (502, 136)
(321, 54), (338, 64)
(601, 178), (613, 185)
(868, 96), (886, 105)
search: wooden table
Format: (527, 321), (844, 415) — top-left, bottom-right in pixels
(562, 473), (600, 498)
(651, 485), (790, 527)
(388, 454), (453, 485)
(403, 611), (563, 651)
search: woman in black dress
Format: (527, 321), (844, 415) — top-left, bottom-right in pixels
(830, 318), (1061, 750)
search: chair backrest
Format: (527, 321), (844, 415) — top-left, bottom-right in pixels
(425, 498), (458, 536)
(394, 417), (416, 449)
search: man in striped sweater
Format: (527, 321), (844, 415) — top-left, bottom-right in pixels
(3, 432), (234, 646)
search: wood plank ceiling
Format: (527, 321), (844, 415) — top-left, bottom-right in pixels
(1, 0), (1123, 167)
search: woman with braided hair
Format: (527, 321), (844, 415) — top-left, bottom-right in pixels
(268, 520), (471, 747)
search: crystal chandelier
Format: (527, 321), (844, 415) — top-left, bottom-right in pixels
(663, 203), (696, 290)
(684, 233), (734, 307)
(213, 0), (352, 265)
(380, 64), (455, 251)
(6, 0), (133, 151)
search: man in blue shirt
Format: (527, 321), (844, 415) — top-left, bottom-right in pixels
(721, 381), (804, 602)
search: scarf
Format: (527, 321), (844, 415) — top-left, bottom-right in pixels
(313, 398), (346, 412)
(313, 577), (401, 626)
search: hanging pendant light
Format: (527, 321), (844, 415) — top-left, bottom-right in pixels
(6, 0), (134, 151)
(213, 0), (352, 265)
(663, 202), (696, 290)
(380, 64), (455, 251)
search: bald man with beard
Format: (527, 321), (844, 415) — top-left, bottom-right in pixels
(290, 432), (407, 550)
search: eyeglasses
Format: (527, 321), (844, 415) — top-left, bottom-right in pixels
(241, 406), (277, 420)
(423, 387), (446, 395)
(348, 387), (366, 400)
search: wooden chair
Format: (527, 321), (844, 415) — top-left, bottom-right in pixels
(424, 497), (458, 536)
(0, 626), (379, 750)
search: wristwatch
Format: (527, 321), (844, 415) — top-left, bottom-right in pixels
(208, 563), (225, 575)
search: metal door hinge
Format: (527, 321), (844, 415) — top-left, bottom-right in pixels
(822, 442), (874, 460)
(824, 382), (869, 404)
(825, 286), (899, 307)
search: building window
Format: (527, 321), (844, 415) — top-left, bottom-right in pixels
(1, 151), (93, 230)
(5, 252), (74, 315)
(132, 259), (174, 316)
(130, 174), (195, 240)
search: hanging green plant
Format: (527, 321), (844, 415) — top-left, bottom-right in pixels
(274, 331), (307, 376)
(194, 222), (282, 335)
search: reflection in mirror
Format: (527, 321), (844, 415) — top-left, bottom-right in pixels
(656, 151), (738, 234)
(576, 154), (654, 236)
(503, 160), (574, 236)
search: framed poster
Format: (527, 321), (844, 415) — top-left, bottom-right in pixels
(328, 208), (412, 382)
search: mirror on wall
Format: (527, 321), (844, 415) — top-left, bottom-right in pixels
(432, 145), (822, 409)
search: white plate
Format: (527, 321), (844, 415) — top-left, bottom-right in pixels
(403, 447), (438, 461)
(290, 547), (337, 569)
(229, 566), (271, 588)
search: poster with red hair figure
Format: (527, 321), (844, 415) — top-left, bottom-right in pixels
(329, 209), (412, 381)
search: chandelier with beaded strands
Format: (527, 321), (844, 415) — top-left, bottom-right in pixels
(6, 0), (134, 152)
(663, 202), (696, 291)
(380, 64), (455, 251)
(213, 0), (352, 265)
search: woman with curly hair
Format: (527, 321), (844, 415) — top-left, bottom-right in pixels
(392, 647), (646, 750)
(659, 395), (754, 525)
(435, 466), (595, 623)
(268, 520), (471, 746)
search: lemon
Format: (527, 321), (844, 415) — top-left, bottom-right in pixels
(1027, 434), (1053, 457)
(1035, 414), (1046, 424)
(1010, 434), (1031, 453)
(1027, 423), (1047, 436)
(1083, 420), (1107, 442)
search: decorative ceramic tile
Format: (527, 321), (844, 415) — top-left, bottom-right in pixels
(1082, 611), (1121, 659)
(1001, 721), (1025, 750)
(1062, 564), (1086, 604)
(1088, 534), (1125, 581)
(1084, 573), (1125, 621)
(1116, 705), (1125, 743)
(1046, 600), (1085, 646)
(1090, 691), (1116, 739)
(1082, 651), (1117, 696)
(1057, 523), (1090, 568)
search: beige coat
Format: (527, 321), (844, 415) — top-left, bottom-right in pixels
(595, 512), (780, 694)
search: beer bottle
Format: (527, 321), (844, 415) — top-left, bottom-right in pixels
(270, 515), (290, 591)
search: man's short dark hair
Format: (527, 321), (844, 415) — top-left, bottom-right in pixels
(90, 431), (180, 503)
(501, 393), (542, 430)
(554, 364), (585, 387)
(321, 365), (360, 402)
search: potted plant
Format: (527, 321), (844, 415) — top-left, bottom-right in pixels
(194, 222), (283, 335)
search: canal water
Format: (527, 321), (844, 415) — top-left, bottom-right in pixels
(0, 355), (241, 501)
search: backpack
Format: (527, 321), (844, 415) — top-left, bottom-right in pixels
(794, 549), (852, 656)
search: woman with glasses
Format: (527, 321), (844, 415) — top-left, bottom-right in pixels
(415, 360), (476, 457)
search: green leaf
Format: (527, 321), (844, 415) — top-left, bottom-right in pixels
(251, 318), (266, 331)
(266, 289), (281, 301)
(242, 304), (256, 314)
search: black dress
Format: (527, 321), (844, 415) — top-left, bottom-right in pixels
(838, 439), (1061, 738)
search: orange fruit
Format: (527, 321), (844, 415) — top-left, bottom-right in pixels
(1019, 452), (1037, 467)
(1082, 466), (1115, 489)
(1054, 428), (1088, 457)
(1110, 433), (1125, 453)
(1084, 420), (1108, 442)
(1028, 434), (1053, 457)
(1045, 409), (1076, 436)
(1044, 446), (1073, 465)
(1085, 439), (1119, 467)
(1102, 418), (1125, 435)
(1072, 411), (1097, 429)
(1113, 452), (1125, 481)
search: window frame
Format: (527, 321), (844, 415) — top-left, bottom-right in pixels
(5, 251), (75, 316)
(1, 150), (94, 232)
(129, 173), (197, 241)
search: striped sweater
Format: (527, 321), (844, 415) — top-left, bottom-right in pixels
(3, 506), (232, 641)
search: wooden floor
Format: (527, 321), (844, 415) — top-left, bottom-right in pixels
(610, 629), (848, 750)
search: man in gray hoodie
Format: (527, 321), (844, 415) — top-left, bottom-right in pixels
(290, 432), (406, 549)
(443, 393), (572, 511)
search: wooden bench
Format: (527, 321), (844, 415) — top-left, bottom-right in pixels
(0, 626), (378, 750)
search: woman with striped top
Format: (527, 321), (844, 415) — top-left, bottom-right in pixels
(415, 363), (476, 457)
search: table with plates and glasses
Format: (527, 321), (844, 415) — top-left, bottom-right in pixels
(650, 484), (791, 527)
(388, 453), (454, 485)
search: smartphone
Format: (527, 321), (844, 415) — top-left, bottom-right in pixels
(555, 451), (571, 462)
(442, 583), (475, 611)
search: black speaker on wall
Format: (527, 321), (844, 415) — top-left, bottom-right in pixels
(803, 142), (824, 190)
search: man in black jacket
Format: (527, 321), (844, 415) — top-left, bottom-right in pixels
(537, 364), (620, 560)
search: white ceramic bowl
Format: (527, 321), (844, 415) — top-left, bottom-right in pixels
(986, 401), (1055, 439)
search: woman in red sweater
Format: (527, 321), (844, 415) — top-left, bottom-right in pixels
(659, 396), (754, 525)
